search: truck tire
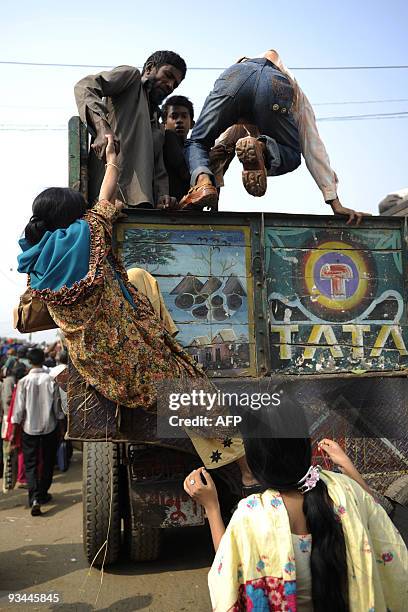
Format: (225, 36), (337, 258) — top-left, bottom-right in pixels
(384, 475), (408, 506)
(125, 520), (161, 562)
(83, 442), (121, 566)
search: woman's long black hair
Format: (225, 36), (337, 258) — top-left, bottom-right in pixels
(24, 187), (88, 245)
(242, 402), (349, 612)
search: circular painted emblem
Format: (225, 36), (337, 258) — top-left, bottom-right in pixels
(302, 240), (374, 318)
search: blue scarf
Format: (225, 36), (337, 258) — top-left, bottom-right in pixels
(17, 220), (91, 291)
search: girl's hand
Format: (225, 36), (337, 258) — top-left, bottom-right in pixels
(319, 438), (375, 497)
(105, 133), (118, 165)
(318, 439), (354, 472)
(184, 467), (219, 511)
(91, 124), (120, 160)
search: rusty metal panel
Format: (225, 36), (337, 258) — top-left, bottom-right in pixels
(127, 445), (206, 527)
(265, 224), (408, 374)
(129, 482), (205, 528)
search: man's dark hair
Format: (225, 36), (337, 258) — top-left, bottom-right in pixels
(162, 96), (194, 122)
(27, 347), (45, 367)
(142, 51), (187, 79)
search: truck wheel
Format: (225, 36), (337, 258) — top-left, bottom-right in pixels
(125, 521), (161, 562)
(83, 442), (121, 566)
(385, 475), (408, 506)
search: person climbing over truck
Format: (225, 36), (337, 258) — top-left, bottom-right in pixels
(16, 134), (248, 476)
(180, 49), (368, 225)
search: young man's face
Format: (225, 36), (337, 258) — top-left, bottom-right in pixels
(144, 64), (184, 104)
(164, 105), (193, 141)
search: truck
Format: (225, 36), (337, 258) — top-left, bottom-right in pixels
(68, 117), (408, 566)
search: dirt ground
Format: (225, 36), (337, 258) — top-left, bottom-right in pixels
(0, 451), (214, 612)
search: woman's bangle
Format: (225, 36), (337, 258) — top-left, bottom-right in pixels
(105, 162), (120, 171)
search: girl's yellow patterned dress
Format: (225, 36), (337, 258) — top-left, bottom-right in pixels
(209, 471), (408, 611)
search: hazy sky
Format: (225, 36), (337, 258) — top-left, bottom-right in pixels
(1, 0), (407, 341)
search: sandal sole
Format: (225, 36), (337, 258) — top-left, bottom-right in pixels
(236, 138), (267, 197)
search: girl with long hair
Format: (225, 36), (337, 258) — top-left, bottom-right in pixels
(185, 403), (408, 611)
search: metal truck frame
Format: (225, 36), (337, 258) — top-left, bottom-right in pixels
(68, 117), (408, 565)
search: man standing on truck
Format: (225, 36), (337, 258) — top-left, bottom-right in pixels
(74, 51), (186, 209)
(180, 50), (367, 224)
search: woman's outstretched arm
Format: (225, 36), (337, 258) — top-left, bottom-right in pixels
(319, 438), (375, 496)
(184, 467), (226, 551)
(99, 133), (119, 203)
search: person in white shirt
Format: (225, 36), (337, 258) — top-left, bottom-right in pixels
(10, 348), (65, 516)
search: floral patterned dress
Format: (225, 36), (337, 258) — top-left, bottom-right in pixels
(208, 471), (408, 611)
(32, 200), (204, 410)
(29, 199), (245, 468)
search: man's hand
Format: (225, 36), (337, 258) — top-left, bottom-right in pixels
(157, 195), (179, 210)
(329, 197), (370, 225)
(184, 467), (219, 512)
(114, 199), (127, 218)
(91, 124), (120, 160)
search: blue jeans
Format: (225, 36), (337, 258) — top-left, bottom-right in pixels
(185, 58), (301, 185)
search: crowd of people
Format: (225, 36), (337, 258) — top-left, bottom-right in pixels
(6, 48), (407, 610)
(0, 339), (70, 515)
